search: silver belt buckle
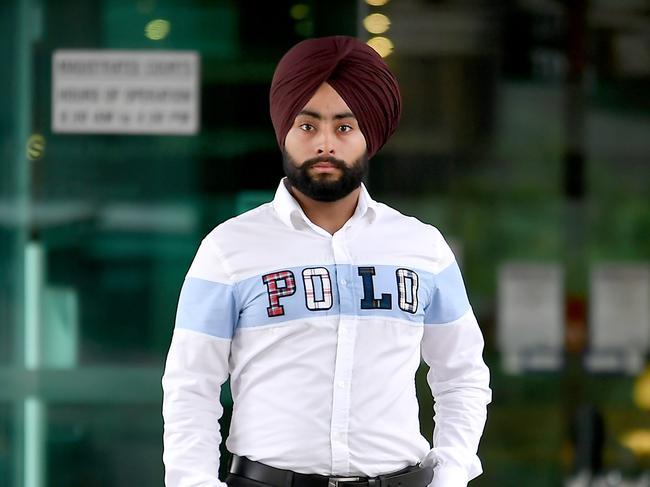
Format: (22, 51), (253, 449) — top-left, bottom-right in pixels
(328, 477), (361, 487)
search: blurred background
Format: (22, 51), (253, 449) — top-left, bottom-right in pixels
(0, 0), (649, 485)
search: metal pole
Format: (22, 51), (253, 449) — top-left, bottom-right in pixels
(13, 0), (39, 485)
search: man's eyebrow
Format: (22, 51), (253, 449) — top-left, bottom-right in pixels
(298, 109), (356, 120)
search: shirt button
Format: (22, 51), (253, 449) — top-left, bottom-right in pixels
(340, 279), (347, 286)
(337, 380), (345, 388)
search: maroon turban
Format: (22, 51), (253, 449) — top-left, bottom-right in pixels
(269, 35), (401, 159)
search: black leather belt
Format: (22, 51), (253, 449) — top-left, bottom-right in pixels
(228, 455), (434, 487)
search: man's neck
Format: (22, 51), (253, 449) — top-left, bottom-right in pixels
(287, 182), (361, 235)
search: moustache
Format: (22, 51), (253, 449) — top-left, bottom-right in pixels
(302, 156), (347, 170)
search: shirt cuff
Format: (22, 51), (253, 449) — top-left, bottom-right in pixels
(429, 466), (469, 487)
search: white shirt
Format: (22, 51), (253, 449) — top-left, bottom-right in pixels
(162, 178), (491, 487)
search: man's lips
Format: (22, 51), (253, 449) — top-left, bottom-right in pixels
(310, 161), (339, 172)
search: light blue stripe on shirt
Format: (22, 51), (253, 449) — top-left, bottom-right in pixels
(175, 277), (237, 339)
(174, 262), (471, 335)
(423, 261), (471, 325)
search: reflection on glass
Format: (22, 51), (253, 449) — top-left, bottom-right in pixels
(47, 404), (163, 486)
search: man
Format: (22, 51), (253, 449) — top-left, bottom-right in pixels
(162, 36), (491, 487)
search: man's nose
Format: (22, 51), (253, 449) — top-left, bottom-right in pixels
(316, 128), (335, 155)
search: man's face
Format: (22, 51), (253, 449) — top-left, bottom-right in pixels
(283, 82), (368, 202)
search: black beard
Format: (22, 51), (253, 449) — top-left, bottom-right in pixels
(282, 149), (368, 202)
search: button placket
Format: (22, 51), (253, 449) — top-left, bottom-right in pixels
(330, 321), (355, 472)
(329, 234), (356, 473)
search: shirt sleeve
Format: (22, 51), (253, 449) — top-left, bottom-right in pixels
(420, 237), (492, 487)
(162, 237), (238, 487)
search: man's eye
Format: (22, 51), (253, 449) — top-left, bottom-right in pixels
(339, 125), (352, 132)
(299, 123), (314, 131)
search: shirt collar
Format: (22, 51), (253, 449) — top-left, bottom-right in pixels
(272, 177), (378, 230)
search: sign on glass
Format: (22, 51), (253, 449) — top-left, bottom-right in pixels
(52, 50), (200, 135)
